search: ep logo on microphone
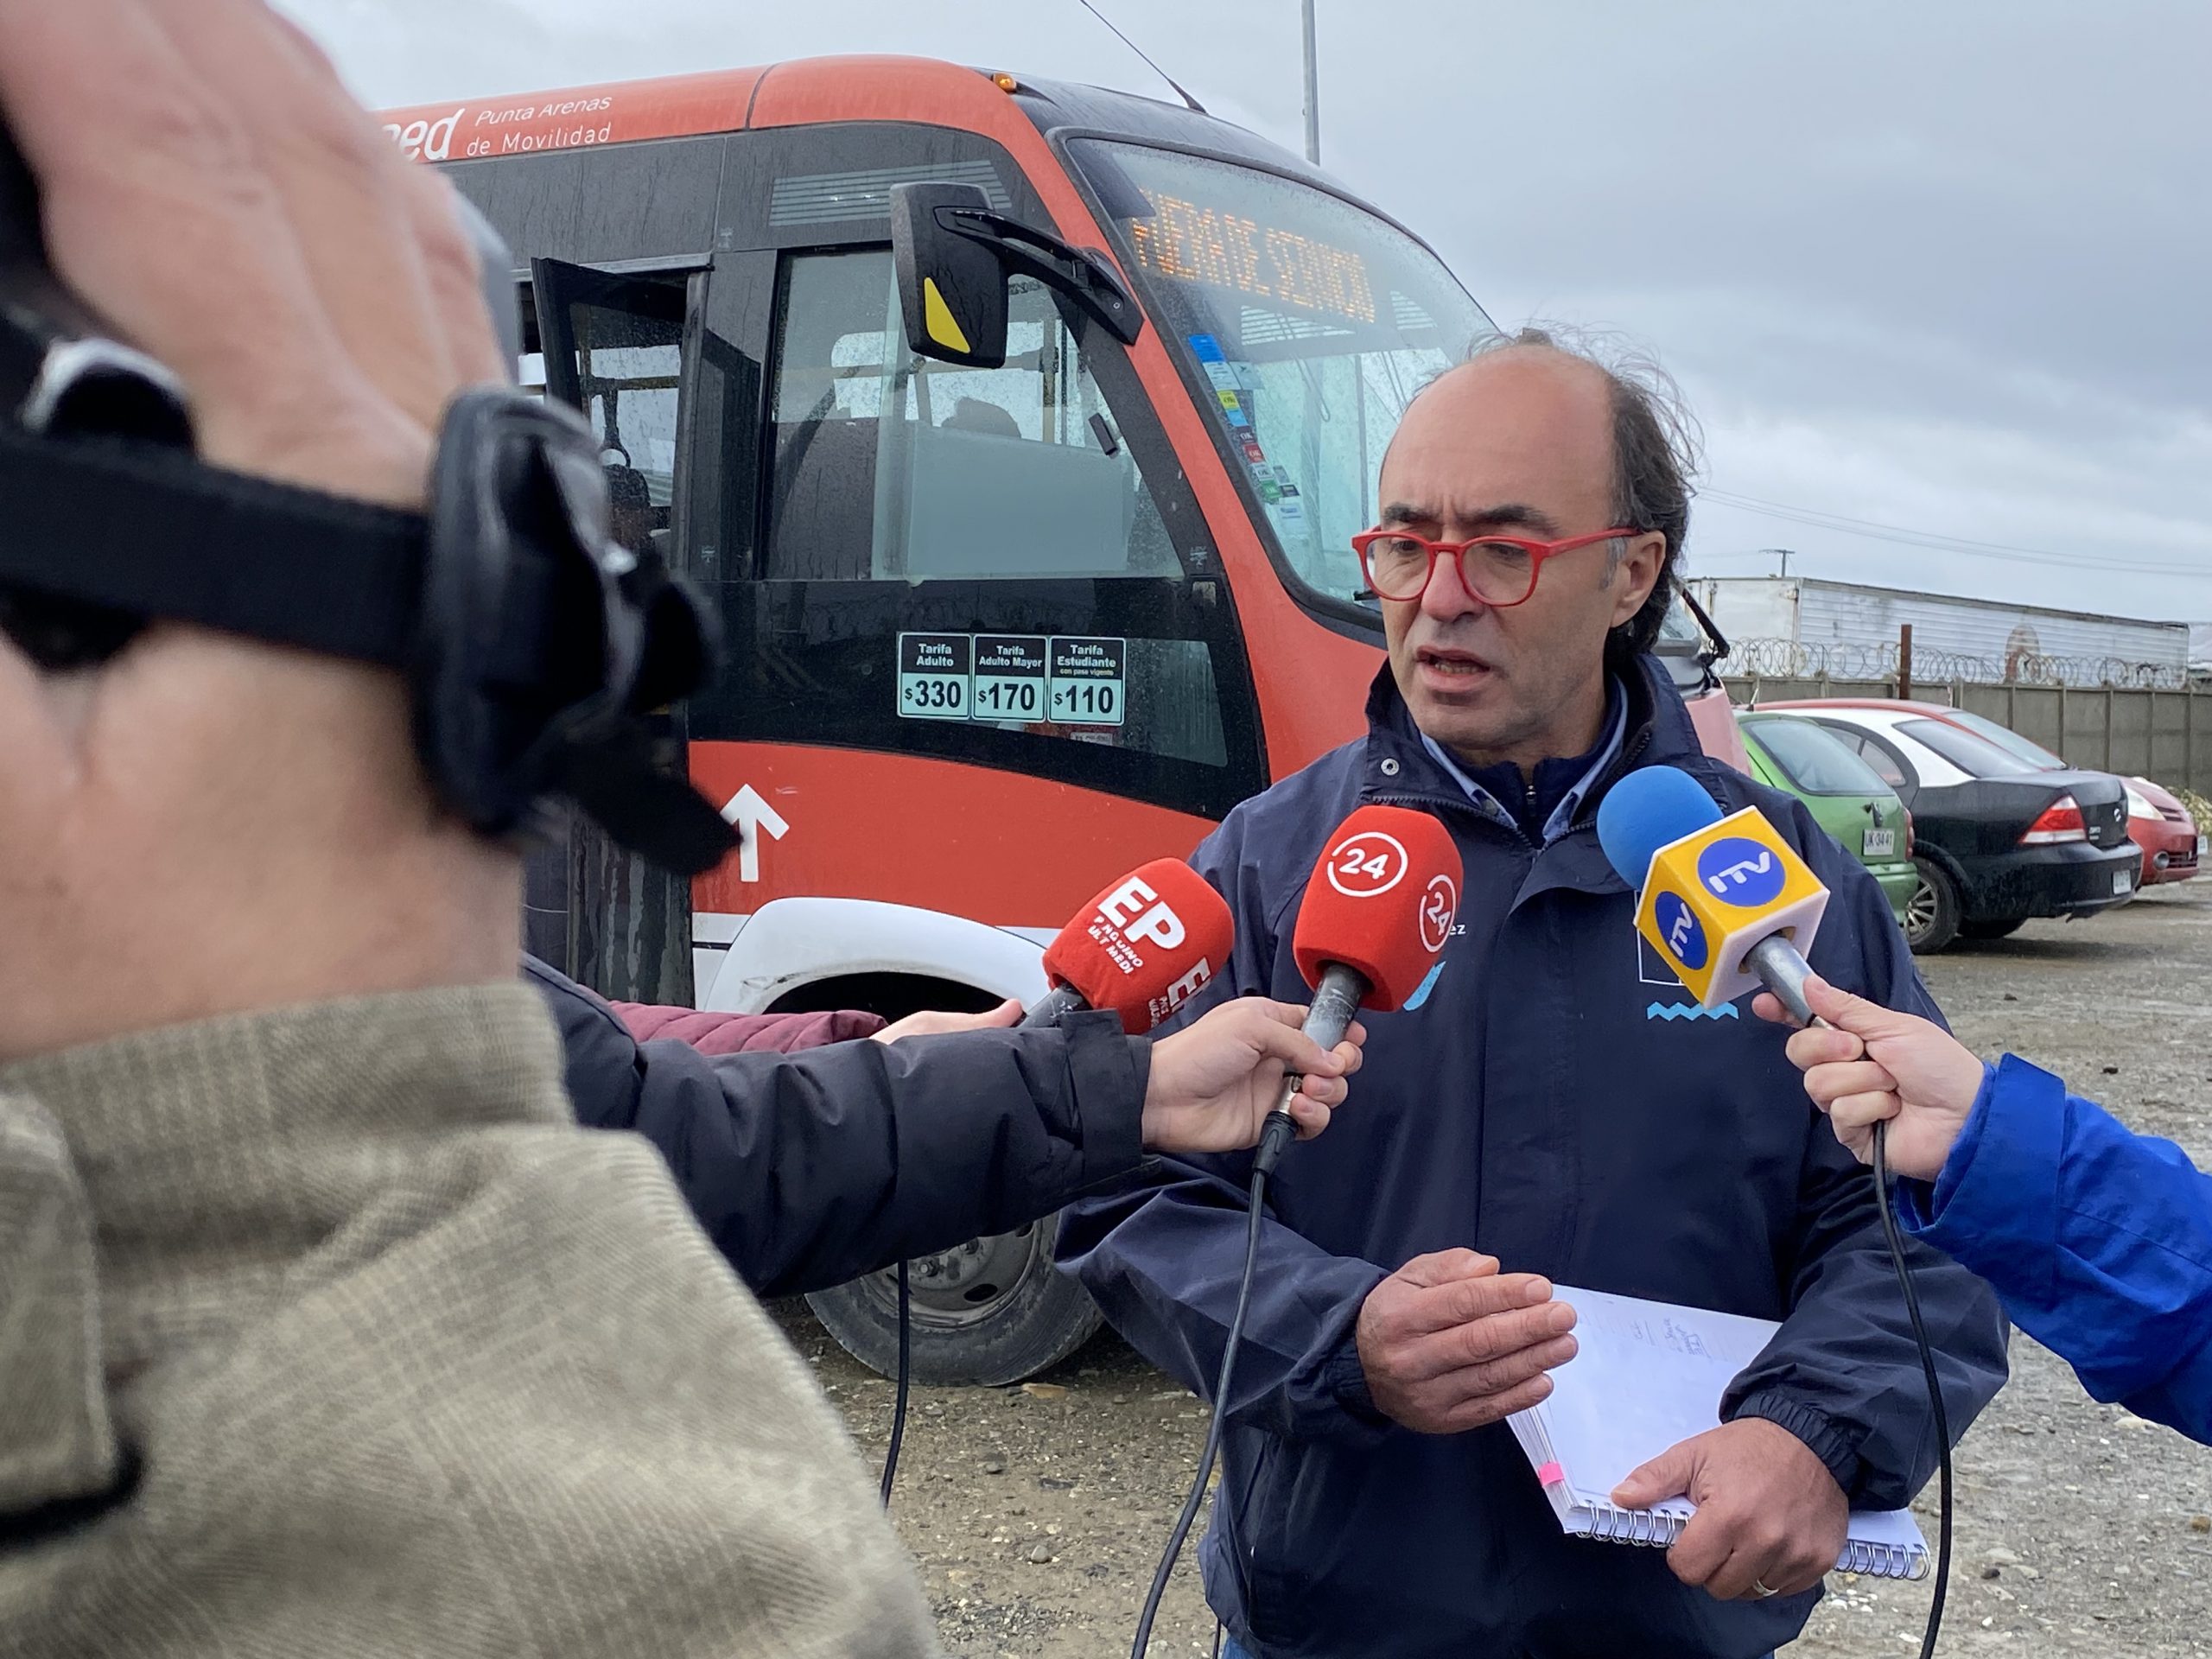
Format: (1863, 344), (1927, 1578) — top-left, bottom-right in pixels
(1634, 807), (1827, 1007)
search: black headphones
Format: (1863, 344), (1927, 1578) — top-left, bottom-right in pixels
(0, 132), (736, 877)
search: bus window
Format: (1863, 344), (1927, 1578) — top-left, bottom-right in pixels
(764, 252), (1177, 584)
(1071, 142), (1496, 620)
(692, 242), (1260, 816)
(534, 263), (690, 563)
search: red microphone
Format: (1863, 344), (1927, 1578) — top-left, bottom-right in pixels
(1259, 805), (1462, 1170)
(1029, 859), (1236, 1035)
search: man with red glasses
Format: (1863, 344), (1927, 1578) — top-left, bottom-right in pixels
(1062, 333), (2005, 1659)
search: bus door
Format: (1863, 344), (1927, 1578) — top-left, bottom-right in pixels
(680, 124), (1267, 1002)
(530, 257), (709, 1001)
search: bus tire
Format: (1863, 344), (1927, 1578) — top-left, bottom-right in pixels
(805, 1210), (1103, 1387)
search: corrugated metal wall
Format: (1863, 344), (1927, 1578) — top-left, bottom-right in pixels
(1695, 577), (2190, 683)
(1727, 671), (2212, 792)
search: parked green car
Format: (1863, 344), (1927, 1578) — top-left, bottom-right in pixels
(1738, 711), (1916, 925)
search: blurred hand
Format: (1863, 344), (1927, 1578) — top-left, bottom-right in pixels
(0, 0), (517, 1060)
(1141, 997), (1363, 1154)
(0, 0), (503, 505)
(1611, 1418), (1848, 1600)
(873, 1000), (1023, 1044)
(1752, 975), (1985, 1181)
(1355, 1250), (1578, 1434)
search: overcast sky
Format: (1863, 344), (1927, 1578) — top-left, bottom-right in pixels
(285, 0), (2212, 625)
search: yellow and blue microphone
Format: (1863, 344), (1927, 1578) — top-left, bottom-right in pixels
(1597, 766), (1829, 1017)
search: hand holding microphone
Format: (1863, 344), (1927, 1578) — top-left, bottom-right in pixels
(910, 858), (1366, 1156)
(1259, 804), (1465, 1173)
(1598, 767), (1953, 1627)
(1752, 977), (1986, 1181)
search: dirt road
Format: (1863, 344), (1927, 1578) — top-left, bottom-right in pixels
(798, 883), (2212, 1656)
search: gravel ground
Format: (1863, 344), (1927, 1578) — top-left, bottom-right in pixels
(790, 883), (2212, 1656)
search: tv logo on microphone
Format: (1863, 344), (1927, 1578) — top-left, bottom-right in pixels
(1697, 838), (1786, 907)
(1632, 808), (1827, 1007)
(1089, 876), (1216, 1022)
(1325, 831), (1409, 898)
(1419, 874), (1458, 954)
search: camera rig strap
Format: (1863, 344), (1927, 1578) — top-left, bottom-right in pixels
(0, 388), (738, 876)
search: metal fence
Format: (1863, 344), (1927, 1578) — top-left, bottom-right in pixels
(1721, 639), (2212, 793)
(1721, 636), (2196, 691)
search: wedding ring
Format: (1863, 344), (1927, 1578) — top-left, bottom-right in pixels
(1751, 1580), (1780, 1599)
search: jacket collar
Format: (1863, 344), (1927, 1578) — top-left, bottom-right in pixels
(1361, 652), (1735, 894)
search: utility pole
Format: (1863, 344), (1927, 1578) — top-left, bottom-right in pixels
(1778, 549), (1792, 579)
(1300, 0), (1321, 163)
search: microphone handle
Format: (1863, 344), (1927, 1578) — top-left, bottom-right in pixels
(1256, 962), (1370, 1175)
(1021, 982), (1089, 1028)
(1745, 931), (1823, 1028)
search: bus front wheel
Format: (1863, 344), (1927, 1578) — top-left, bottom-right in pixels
(805, 1210), (1103, 1387)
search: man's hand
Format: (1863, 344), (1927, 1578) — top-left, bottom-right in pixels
(0, 0), (501, 507)
(1611, 1417), (1849, 1600)
(873, 1000), (1023, 1044)
(0, 0), (520, 1061)
(1140, 997), (1364, 1154)
(1753, 975), (1985, 1181)
(1355, 1250), (1578, 1433)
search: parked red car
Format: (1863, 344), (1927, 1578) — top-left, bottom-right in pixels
(1768, 698), (2200, 886)
(2123, 774), (2203, 886)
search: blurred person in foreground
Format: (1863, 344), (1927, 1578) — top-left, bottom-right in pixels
(1762, 976), (2212, 1445)
(0, 4), (1358, 1656)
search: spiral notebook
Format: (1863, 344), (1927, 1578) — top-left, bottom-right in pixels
(1508, 1284), (1929, 1581)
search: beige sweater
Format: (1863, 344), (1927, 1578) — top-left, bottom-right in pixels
(0, 984), (938, 1658)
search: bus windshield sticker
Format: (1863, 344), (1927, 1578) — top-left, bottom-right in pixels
(898, 632), (972, 721)
(972, 635), (1049, 722)
(1047, 637), (1128, 728)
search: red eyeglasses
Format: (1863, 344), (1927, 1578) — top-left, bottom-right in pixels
(1351, 526), (1638, 607)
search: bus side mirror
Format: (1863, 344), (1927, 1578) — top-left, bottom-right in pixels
(892, 182), (1012, 370)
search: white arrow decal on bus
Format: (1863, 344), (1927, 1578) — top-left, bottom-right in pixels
(720, 785), (790, 883)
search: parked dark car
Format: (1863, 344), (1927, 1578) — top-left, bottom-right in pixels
(1772, 698), (2201, 887)
(1762, 703), (2140, 952)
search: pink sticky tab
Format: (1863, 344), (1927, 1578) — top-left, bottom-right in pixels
(1535, 1462), (1565, 1487)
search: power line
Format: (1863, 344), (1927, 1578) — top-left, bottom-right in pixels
(1699, 486), (2212, 579)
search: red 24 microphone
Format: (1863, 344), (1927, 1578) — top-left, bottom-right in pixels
(1029, 858), (1235, 1034)
(1259, 804), (1463, 1171)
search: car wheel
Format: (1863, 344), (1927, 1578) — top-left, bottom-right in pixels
(1904, 860), (1961, 954)
(805, 1211), (1103, 1387)
(1958, 917), (2026, 941)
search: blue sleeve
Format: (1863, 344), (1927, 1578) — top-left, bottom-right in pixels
(1899, 1056), (2212, 1445)
(1057, 806), (1395, 1446)
(1720, 821), (2011, 1505)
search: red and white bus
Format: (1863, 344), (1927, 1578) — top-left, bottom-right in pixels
(385, 56), (1739, 1382)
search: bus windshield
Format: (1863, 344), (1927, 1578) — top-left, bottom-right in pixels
(1071, 141), (1494, 610)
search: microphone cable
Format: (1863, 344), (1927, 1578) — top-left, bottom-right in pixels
(1130, 1120), (1286, 1659)
(880, 1260), (912, 1507)
(1869, 1120), (1951, 1659)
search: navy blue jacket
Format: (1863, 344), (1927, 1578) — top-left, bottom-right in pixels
(1902, 1055), (2212, 1443)
(1059, 658), (2008, 1659)
(529, 957), (1149, 1298)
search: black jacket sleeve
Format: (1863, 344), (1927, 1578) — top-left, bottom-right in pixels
(526, 957), (1151, 1297)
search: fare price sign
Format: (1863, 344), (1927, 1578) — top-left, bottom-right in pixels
(1048, 636), (1127, 728)
(972, 635), (1048, 721)
(898, 632), (971, 721)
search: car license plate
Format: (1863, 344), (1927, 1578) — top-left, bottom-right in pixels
(2113, 868), (2135, 896)
(1861, 828), (1896, 858)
